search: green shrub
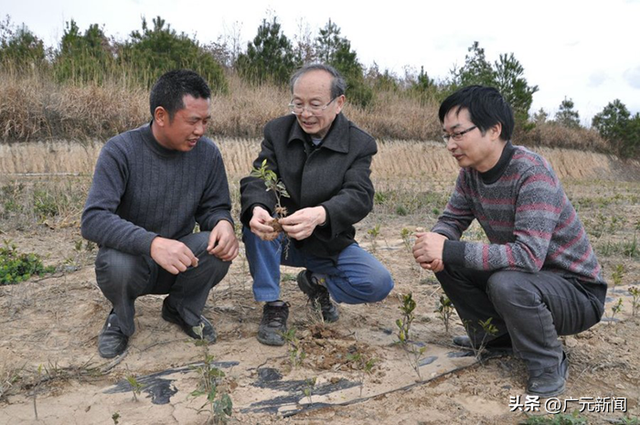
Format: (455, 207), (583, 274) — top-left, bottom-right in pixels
(0, 241), (55, 285)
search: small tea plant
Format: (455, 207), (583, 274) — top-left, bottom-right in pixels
(346, 351), (377, 396)
(191, 324), (233, 424)
(435, 295), (454, 335)
(463, 317), (499, 361)
(400, 228), (412, 252)
(281, 327), (306, 368)
(629, 286), (640, 317)
(609, 298), (624, 324)
(302, 377), (316, 404)
(367, 224), (381, 253)
(125, 374), (144, 402)
(111, 412), (120, 424)
(396, 293), (417, 344)
(611, 264), (624, 291)
(250, 159), (290, 233)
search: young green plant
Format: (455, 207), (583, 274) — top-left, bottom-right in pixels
(629, 286), (640, 317)
(435, 295), (454, 335)
(281, 327), (306, 368)
(463, 317), (499, 361)
(191, 324), (233, 424)
(250, 159), (290, 233)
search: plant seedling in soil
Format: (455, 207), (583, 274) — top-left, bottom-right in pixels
(346, 350), (377, 396)
(629, 286), (640, 317)
(611, 264), (624, 291)
(435, 295), (454, 335)
(191, 324), (233, 424)
(280, 327), (306, 368)
(302, 377), (316, 404)
(367, 224), (381, 253)
(400, 228), (412, 252)
(125, 373), (144, 402)
(396, 292), (417, 344)
(463, 317), (499, 361)
(609, 298), (623, 324)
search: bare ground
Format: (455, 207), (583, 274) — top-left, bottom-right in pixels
(1, 143), (639, 424)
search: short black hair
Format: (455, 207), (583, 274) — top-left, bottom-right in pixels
(439, 85), (514, 141)
(149, 69), (211, 120)
(290, 63), (346, 99)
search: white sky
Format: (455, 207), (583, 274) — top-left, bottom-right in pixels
(3, 0), (640, 126)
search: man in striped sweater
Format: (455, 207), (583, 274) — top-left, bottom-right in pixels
(412, 85), (606, 397)
(82, 70), (239, 359)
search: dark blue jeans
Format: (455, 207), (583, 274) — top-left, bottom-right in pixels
(95, 232), (230, 336)
(242, 227), (393, 304)
(436, 265), (604, 371)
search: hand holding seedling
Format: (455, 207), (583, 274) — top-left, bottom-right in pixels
(412, 232), (447, 272)
(279, 206), (326, 240)
(151, 236), (198, 275)
(249, 205), (281, 241)
(207, 220), (239, 261)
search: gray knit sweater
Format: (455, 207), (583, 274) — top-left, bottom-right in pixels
(433, 142), (606, 299)
(81, 123), (233, 256)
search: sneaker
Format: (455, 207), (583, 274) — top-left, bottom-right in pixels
(161, 298), (217, 343)
(297, 270), (339, 323)
(257, 301), (289, 346)
(527, 352), (569, 398)
(98, 310), (129, 359)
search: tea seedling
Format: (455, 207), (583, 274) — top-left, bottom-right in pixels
(191, 324), (233, 424)
(629, 286), (640, 317)
(367, 224), (381, 253)
(609, 298), (623, 324)
(111, 412), (120, 424)
(400, 228), (412, 252)
(611, 264), (624, 291)
(250, 159), (290, 232)
(435, 295), (454, 335)
(125, 374), (144, 402)
(396, 293), (417, 344)
(281, 327), (306, 368)
(346, 351), (377, 396)
(302, 377), (316, 404)
(463, 317), (499, 361)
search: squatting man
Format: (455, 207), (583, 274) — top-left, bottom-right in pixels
(82, 69), (239, 358)
(412, 85), (607, 397)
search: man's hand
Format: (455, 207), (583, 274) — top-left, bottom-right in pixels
(207, 220), (239, 261)
(279, 206), (326, 241)
(412, 232), (447, 271)
(249, 206), (280, 241)
(150, 236), (198, 275)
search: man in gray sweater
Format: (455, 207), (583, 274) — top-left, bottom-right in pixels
(82, 69), (238, 359)
(413, 86), (606, 397)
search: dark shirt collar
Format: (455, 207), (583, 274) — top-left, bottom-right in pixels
(141, 121), (182, 158)
(288, 113), (350, 153)
(479, 141), (515, 184)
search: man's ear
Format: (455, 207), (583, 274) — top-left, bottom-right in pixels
(334, 94), (346, 114)
(154, 106), (168, 127)
(491, 122), (503, 141)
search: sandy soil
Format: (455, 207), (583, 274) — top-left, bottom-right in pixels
(1, 143), (639, 424)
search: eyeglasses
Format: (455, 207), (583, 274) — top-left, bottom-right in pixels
(288, 97), (337, 116)
(441, 125), (477, 143)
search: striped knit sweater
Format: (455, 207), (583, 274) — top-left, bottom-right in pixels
(433, 142), (606, 298)
(81, 123), (233, 256)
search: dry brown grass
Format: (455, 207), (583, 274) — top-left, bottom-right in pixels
(1, 68), (613, 156)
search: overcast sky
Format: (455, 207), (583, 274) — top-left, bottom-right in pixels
(3, 0), (640, 125)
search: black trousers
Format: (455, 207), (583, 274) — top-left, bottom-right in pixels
(436, 265), (605, 371)
(95, 232), (231, 336)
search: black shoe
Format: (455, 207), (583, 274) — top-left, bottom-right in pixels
(527, 353), (569, 398)
(297, 270), (339, 323)
(161, 298), (217, 343)
(453, 334), (513, 353)
(98, 310), (128, 359)
(257, 301), (289, 346)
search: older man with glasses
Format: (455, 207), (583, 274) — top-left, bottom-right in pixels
(240, 63), (394, 346)
(412, 85), (607, 397)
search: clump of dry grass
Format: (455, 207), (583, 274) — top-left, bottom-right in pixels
(520, 121), (608, 153)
